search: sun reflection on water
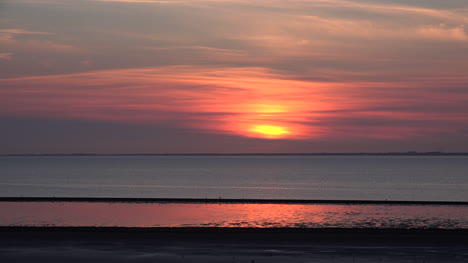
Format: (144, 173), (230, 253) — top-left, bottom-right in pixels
(1, 202), (467, 229)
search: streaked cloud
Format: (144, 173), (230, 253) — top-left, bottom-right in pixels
(0, 53), (13, 60)
(1, 66), (467, 141)
(0, 28), (50, 35)
(0, 28), (80, 54)
(0, 0), (467, 152)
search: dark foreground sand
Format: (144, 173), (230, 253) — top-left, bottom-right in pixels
(1, 227), (467, 262)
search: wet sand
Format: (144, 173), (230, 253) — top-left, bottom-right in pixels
(1, 227), (467, 262)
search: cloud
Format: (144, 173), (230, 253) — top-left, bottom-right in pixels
(0, 28), (48, 42)
(0, 0), (466, 152)
(1, 0), (467, 79)
(0, 28), (81, 54)
(0, 28), (50, 35)
(416, 24), (467, 41)
(1, 65), (467, 141)
(0, 53), (13, 60)
(91, 0), (468, 22)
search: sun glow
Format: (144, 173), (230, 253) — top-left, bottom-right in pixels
(249, 125), (289, 138)
(225, 102), (312, 139)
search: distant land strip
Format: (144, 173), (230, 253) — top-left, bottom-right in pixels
(1, 152), (468, 156)
(1, 197), (467, 205)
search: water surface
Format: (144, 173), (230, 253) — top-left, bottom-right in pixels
(1, 202), (467, 229)
(1, 155), (467, 201)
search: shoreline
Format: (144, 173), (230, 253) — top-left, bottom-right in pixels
(2, 226), (468, 235)
(3, 226), (468, 231)
(1, 196), (467, 205)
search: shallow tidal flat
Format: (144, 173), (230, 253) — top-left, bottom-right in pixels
(1, 200), (468, 262)
(1, 200), (467, 229)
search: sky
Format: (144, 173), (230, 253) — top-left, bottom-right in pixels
(1, 0), (467, 154)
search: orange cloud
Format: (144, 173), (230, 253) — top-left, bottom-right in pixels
(2, 66), (467, 140)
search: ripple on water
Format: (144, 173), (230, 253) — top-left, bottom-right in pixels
(0, 202), (467, 229)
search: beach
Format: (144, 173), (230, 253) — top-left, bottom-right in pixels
(1, 227), (467, 262)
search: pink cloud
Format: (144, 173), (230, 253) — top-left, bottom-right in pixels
(0, 28), (81, 53)
(1, 66), (467, 140)
(0, 53), (13, 60)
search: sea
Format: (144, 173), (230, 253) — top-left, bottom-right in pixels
(0, 155), (467, 201)
(1, 155), (468, 228)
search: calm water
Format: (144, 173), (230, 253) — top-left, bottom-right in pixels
(1, 202), (467, 229)
(0, 155), (467, 201)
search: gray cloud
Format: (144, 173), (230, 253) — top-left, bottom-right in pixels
(1, 0), (467, 78)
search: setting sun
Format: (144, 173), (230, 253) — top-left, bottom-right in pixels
(249, 125), (289, 138)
